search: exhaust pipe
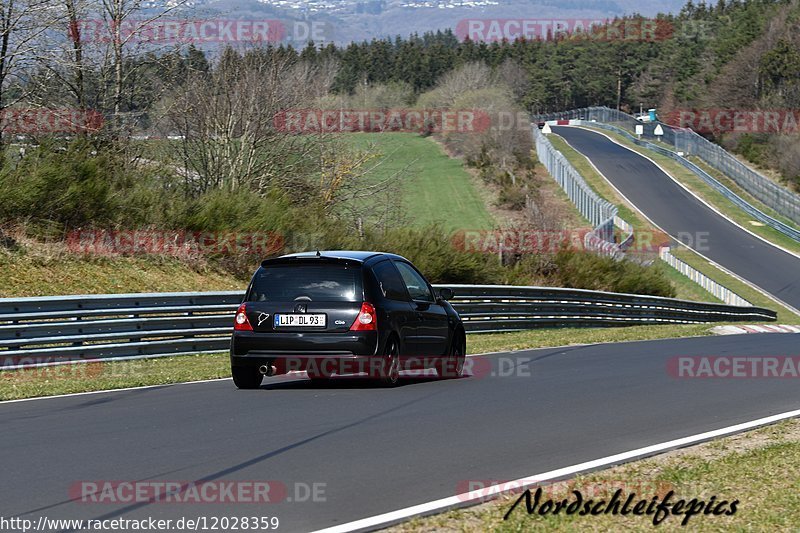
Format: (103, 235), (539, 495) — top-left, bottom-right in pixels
(259, 364), (277, 377)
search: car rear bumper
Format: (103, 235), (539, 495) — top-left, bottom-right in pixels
(230, 330), (380, 373)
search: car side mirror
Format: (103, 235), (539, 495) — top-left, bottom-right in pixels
(438, 287), (454, 301)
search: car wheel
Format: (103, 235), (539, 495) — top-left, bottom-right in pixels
(231, 366), (263, 389)
(437, 335), (465, 379)
(379, 339), (400, 386)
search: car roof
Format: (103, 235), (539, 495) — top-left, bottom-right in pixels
(263, 250), (409, 266)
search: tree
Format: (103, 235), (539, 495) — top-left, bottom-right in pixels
(0, 0), (64, 142)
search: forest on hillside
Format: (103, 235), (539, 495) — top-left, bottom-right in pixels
(0, 0), (798, 295)
(8, 0), (795, 185)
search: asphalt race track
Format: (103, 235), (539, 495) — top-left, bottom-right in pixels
(2, 334), (799, 532)
(552, 126), (800, 311)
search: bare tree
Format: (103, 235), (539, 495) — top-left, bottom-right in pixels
(20, 0), (192, 139)
(98, 0), (185, 123)
(492, 59), (528, 102)
(416, 61), (492, 109)
(313, 138), (412, 231)
(165, 50), (324, 195)
(0, 0), (64, 141)
(417, 61), (532, 186)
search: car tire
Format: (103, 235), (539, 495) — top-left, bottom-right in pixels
(378, 338), (400, 386)
(231, 366), (263, 389)
(437, 334), (465, 379)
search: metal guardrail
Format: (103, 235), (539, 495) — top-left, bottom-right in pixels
(0, 287), (776, 368)
(0, 292), (242, 368)
(449, 285), (774, 332)
(533, 126), (624, 259)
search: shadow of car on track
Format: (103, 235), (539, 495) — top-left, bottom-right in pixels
(256, 373), (470, 390)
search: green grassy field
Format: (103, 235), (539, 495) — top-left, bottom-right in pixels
(341, 133), (495, 231)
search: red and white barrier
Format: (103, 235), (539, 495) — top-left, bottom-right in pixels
(711, 324), (800, 335)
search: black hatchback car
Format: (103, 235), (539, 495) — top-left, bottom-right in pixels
(230, 251), (466, 388)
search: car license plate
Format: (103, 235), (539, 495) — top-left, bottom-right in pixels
(274, 313), (326, 327)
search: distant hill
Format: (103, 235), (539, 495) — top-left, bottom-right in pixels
(166, 0), (688, 45)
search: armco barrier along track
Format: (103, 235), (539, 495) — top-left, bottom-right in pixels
(0, 286), (776, 368)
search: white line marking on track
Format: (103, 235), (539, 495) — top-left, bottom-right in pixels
(310, 407), (800, 533)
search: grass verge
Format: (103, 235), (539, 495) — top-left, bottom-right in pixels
(391, 418), (800, 532)
(0, 247), (243, 297)
(0, 324), (711, 401)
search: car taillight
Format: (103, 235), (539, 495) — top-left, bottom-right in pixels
(234, 303), (253, 331)
(350, 302), (377, 331)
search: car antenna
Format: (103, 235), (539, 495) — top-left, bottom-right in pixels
(315, 250), (321, 257)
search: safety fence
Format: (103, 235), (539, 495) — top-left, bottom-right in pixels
(533, 125), (617, 228)
(532, 126), (626, 259)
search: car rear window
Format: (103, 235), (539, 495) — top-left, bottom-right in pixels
(248, 264), (362, 302)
